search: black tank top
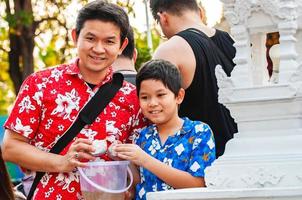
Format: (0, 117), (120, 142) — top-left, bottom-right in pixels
(176, 28), (237, 157)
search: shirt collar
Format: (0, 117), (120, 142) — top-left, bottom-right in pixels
(65, 58), (114, 86)
(150, 117), (192, 137)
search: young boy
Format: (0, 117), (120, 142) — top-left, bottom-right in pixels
(114, 59), (216, 200)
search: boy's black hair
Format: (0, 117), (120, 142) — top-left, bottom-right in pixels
(136, 59), (182, 96)
(75, 0), (129, 45)
(149, 0), (199, 21)
(120, 26), (135, 59)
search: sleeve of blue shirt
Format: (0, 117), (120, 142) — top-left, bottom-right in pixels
(188, 122), (216, 177)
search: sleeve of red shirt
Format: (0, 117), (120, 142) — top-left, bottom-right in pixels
(4, 73), (42, 140)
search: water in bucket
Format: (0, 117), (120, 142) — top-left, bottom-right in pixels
(79, 160), (132, 200)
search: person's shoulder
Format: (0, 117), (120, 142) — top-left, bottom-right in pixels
(185, 118), (212, 133)
(153, 35), (192, 63)
(32, 63), (67, 78)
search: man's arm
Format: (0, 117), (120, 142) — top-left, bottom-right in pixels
(152, 36), (196, 89)
(2, 129), (96, 173)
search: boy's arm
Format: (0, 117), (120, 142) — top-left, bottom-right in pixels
(114, 144), (204, 189)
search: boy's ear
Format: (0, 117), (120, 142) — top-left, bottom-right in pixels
(176, 88), (185, 104)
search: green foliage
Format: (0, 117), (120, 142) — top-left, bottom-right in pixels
(134, 28), (161, 70)
(0, 29), (15, 115)
(5, 11), (34, 28)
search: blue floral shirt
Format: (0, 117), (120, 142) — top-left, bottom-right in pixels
(135, 117), (216, 200)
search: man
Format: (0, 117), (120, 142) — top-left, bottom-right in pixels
(112, 26), (137, 85)
(2, 1), (145, 199)
(150, 0), (237, 158)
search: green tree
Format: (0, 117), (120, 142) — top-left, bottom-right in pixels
(2, 0), (85, 94)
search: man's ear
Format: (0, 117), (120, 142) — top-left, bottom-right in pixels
(119, 37), (129, 55)
(133, 48), (138, 63)
(158, 11), (169, 26)
(71, 29), (78, 45)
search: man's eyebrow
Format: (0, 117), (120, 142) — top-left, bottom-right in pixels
(84, 32), (95, 37)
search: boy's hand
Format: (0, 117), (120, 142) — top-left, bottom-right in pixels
(114, 144), (148, 167)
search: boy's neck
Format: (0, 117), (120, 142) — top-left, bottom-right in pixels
(157, 117), (184, 144)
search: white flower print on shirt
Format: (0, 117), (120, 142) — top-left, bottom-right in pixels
(192, 138), (202, 150)
(80, 128), (97, 141)
(106, 120), (121, 136)
(195, 124), (205, 133)
(163, 157), (173, 166)
(33, 91), (43, 106)
(161, 183), (173, 190)
(51, 89), (80, 121)
(18, 96), (36, 113)
(55, 172), (79, 193)
(207, 138), (215, 149)
(138, 187), (146, 199)
(120, 85), (133, 95)
(175, 143), (185, 156)
(13, 118), (33, 137)
(148, 140), (160, 155)
(190, 161), (201, 172)
(51, 68), (63, 82)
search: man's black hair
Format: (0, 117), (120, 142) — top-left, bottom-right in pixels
(76, 0), (129, 44)
(120, 26), (135, 59)
(149, 0), (199, 21)
(136, 59), (182, 96)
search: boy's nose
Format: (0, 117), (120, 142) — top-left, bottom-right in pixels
(148, 98), (158, 106)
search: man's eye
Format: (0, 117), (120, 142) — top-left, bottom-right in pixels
(86, 37), (94, 41)
(107, 40), (115, 44)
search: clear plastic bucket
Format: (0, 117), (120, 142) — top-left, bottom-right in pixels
(78, 160), (133, 200)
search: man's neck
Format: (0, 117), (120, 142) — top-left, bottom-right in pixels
(112, 57), (136, 73)
(171, 13), (215, 37)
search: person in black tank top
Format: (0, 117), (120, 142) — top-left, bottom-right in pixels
(112, 26), (137, 85)
(150, 0), (237, 158)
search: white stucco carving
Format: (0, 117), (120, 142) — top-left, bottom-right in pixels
(147, 0), (302, 199)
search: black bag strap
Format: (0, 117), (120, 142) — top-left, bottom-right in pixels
(27, 73), (124, 200)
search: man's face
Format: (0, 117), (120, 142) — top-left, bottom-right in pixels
(72, 20), (127, 79)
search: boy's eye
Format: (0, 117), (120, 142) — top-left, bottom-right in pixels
(140, 96), (148, 100)
(158, 93), (166, 97)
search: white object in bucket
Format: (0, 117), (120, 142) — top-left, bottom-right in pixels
(79, 160), (133, 194)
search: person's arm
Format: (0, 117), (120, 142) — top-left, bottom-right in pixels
(114, 144), (204, 189)
(152, 36), (196, 89)
(2, 129), (96, 173)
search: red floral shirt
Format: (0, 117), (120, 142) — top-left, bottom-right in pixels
(4, 59), (146, 199)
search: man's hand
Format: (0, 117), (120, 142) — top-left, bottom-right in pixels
(58, 138), (96, 172)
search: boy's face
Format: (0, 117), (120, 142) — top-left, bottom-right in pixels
(72, 19), (128, 79)
(138, 79), (184, 126)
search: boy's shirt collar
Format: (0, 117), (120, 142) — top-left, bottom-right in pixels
(150, 117), (192, 137)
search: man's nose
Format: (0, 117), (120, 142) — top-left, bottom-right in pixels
(93, 42), (105, 53)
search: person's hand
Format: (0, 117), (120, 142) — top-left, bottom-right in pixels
(114, 144), (148, 167)
(107, 140), (122, 160)
(124, 184), (135, 200)
(58, 138), (96, 172)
